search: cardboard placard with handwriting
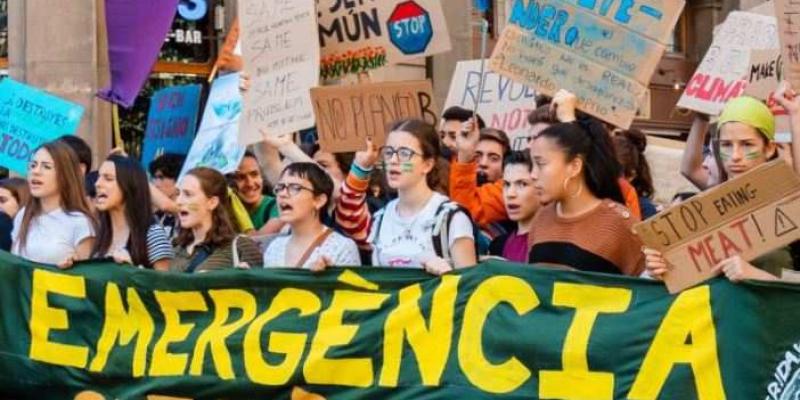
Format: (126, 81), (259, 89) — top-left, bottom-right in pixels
(318, 0), (451, 80)
(678, 11), (779, 115)
(745, 49), (783, 100)
(444, 59), (537, 151)
(239, 0), (319, 146)
(774, 0), (800, 87)
(311, 80), (438, 153)
(489, 0), (685, 129)
(634, 161), (800, 293)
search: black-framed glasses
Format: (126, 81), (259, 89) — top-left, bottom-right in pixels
(380, 146), (421, 162)
(273, 183), (315, 196)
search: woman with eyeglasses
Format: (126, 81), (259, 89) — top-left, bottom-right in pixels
(368, 119), (477, 275)
(262, 162), (360, 270)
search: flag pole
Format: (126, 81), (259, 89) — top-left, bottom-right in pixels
(112, 104), (123, 149)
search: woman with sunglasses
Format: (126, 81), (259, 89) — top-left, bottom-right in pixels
(262, 163), (360, 270)
(368, 119), (477, 275)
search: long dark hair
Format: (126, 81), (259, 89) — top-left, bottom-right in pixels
(17, 141), (96, 253)
(0, 178), (30, 209)
(387, 118), (442, 190)
(537, 121), (625, 205)
(174, 167), (237, 249)
(280, 162), (334, 222)
(91, 155), (154, 267)
(613, 129), (654, 199)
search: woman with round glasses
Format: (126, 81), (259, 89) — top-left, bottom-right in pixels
(368, 119), (477, 275)
(262, 162), (360, 270)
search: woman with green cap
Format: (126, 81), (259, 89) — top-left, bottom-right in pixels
(645, 94), (797, 282)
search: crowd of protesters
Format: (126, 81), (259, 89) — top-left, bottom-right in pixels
(3, 81), (800, 286)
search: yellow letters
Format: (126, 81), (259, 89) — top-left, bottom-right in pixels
(89, 283), (154, 376)
(539, 283), (632, 400)
(458, 276), (538, 394)
(379, 276), (459, 387)
(149, 291), (207, 376)
(244, 288), (321, 385)
(304, 289), (389, 387)
(29, 270), (89, 368)
(628, 286), (725, 399)
(190, 289), (257, 379)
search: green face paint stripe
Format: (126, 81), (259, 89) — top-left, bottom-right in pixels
(744, 151), (762, 160)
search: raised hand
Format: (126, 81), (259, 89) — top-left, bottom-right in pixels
(354, 137), (379, 170)
(551, 89), (578, 123)
(455, 117), (480, 164)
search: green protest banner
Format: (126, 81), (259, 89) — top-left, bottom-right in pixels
(0, 251), (799, 399)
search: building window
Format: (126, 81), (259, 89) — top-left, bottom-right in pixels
(0, 0), (8, 69)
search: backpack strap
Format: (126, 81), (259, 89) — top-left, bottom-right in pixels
(367, 208), (386, 246)
(431, 201), (463, 262)
(186, 244), (213, 273)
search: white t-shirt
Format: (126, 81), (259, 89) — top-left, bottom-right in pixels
(370, 193), (474, 268)
(263, 229), (360, 269)
(12, 208), (95, 265)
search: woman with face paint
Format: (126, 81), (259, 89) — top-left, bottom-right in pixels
(171, 167), (263, 272)
(13, 141), (96, 268)
(528, 121), (645, 275)
(646, 94), (797, 281)
(92, 155), (174, 270)
(369, 119), (477, 274)
(262, 163), (360, 270)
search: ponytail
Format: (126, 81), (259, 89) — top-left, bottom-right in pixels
(538, 121), (625, 205)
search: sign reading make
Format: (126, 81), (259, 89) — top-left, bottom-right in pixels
(0, 79), (84, 175)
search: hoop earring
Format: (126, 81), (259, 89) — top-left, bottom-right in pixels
(562, 177), (583, 198)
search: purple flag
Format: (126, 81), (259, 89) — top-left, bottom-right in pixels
(98, 0), (179, 108)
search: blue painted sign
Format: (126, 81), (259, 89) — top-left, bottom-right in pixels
(141, 84), (202, 169)
(490, 0), (684, 128)
(0, 79), (84, 175)
(387, 1), (433, 55)
(179, 73), (245, 180)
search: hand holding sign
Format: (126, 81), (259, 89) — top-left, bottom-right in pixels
(774, 80), (800, 114)
(551, 89), (578, 123)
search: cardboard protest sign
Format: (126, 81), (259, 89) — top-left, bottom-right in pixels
(678, 12), (779, 115)
(445, 59), (536, 151)
(318, 0), (451, 80)
(0, 79), (84, 175)
(634, 161), (800, 293)
(775, 0), (800, 87)
(239, 0), (319, 146)
(140, 84), (202, 168)
(742, 49), (793, 142)
(311, 80), (438, 153)
(489, 0), (684, 129)
(745, 49), (783, 101)
(180, 73), (245, 179)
